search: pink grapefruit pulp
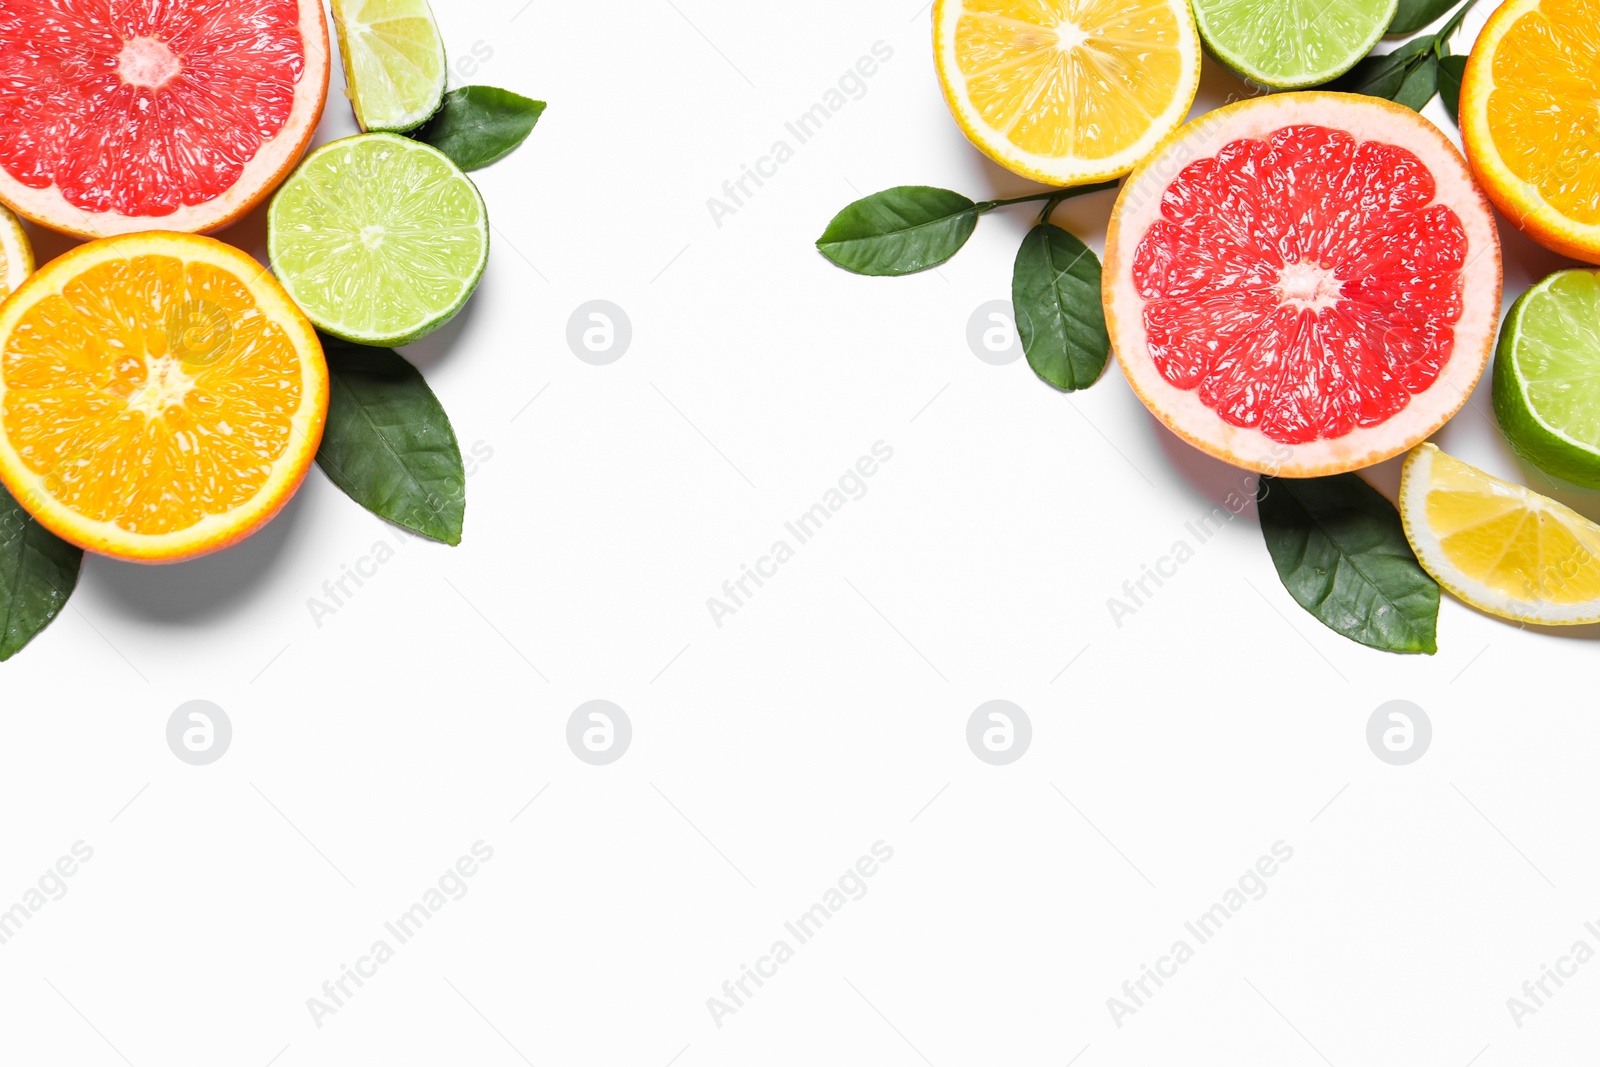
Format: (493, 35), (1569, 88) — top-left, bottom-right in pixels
(1103, 93), (1502, 477)
(0, 0), (329, 239)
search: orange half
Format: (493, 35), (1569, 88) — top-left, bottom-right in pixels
(1460, 0), (1600, 263)
(0, 233), (328, 562)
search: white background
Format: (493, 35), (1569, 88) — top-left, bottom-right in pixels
(3, 1), (1598, 1064)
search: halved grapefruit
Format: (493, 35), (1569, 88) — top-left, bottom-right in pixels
(0, 0), (330, 240)
(1103, 93), (1502, 478)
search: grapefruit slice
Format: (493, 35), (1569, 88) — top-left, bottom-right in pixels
(0, 232), (329, 563)
(0, 0), (330, 240)
(1103, 93), (1502, 478)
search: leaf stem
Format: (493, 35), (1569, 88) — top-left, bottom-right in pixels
(974, 179), (1119, 217)
(1431, 0), (1479, 54)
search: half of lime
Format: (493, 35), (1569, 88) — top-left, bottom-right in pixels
(1192, 0), (1399, 89)
(1493, 268), (1600, 488)
(331, 0), (448, 133)
(0, 204), (33, 299)
(268, 133), (489, 347)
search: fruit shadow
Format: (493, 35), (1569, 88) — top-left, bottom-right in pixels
(86, 488), (307, 624)
(398, 293), (481, 370)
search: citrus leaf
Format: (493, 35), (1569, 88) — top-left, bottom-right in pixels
(1389, 0), (1461, 36)
(1331, 37), (1436, 108)
(0, 484), (82, 662)
(816, 187), (980, 276)
(1393, 51), (1440, 111)
(1257, 474), (1439, 655)
(416, 86), (545, 171)
(316, 342), (466, 545)
(1012, 223), (1109, 391)
(1438, 54), (1468, 124)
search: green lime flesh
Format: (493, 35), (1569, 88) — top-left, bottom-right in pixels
(1192, 0), (1399, 89)
(1494, 269), (1600, 489)
(267, 133), (489, 348)
(332, 0), (448, 133)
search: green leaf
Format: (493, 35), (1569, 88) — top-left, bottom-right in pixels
(1438, 54), (1468, 124)
(1011, 223), (1109, 392)
(1331, 37), (1438, 110)
(816, 187), (980, 276)
(0, 484), (83, 662)
(415, 86), (546, 172)
(1389, 0), (1461, 36)
(316, 342), (466, 545)
(1257, 474), (1439, 655)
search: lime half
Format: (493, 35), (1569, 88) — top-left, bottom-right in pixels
(1192, 0), (1398, 89)
(268, 134), (489, 347)
(331, 0), (448, 133)
(1493, 268), (1600, 488)
(0, 204), (33, 299)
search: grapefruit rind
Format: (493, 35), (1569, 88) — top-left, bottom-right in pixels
(932, 0), (1203, 187)
(0, 233), (329, 563)
(0, 1), (331, 240)
(1103, 92), (1502, 478)
(1400, 443), (1600, 626)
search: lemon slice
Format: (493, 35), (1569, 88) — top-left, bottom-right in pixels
(933, 0), (1202, 186)
(1399, 443), (1600, 624)
(0, 205), (33, 298)
(331, 0), (447, 133)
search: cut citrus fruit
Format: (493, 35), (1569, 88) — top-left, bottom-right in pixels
(331, 0), (448, 133)
(1401, 443), (1600, 625)
(1460, 0), (1600, 264)
(268, 133), (489, 347)
(0, 232), (328, 562)
(0, 0), (330, 240)
(0, 205), (32, 299)
(1493, 268), (1600, 488)
(1192, 0), (1397, 89)
(1103, 93), (1502, 478)
(933, 0), (1202, 186)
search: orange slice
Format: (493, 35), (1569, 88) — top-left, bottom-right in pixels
(1460, 0), (1600, 264)
(933, 0), (1202, 186)
(0, 233), (328, 562)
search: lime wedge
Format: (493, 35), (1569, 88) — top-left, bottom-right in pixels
(331, 0), (448, 133)
(1493, 268), (1600, 488)
(1192, 0), (1398, 89)
(267, 133), (489, 347)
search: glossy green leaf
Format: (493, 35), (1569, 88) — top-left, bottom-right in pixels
(1331, 37), (1437, 110)
(1389, 0), (1461, 36)
(1438, 54), (1468, 124)
(416, 86), (546, 171)
(1257, 474), (1439, 654)
(1011, 224), (1109, 392)
(316, 342), (466, 545)
(816, 187), (980, 276)
(0, 484), (82, 662)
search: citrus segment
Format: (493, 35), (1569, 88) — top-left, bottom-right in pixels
(268, 134), (489, 347)
(1461, 0), (1600, 263)
(934, 0), (1202, 185)
(0, 205), (32, 298)
(1192, 0), (1397, 89)
(332, 0), (448, 133)
(0, 0), (329, 239)
(1493, 269), (1600, 487)
(0, 233), (328, 562)
(1104, 93), (1502, 478)
(1400, 443), (1600, 624)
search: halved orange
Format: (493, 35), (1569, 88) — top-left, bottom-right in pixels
(0, 233), (328, 562)
(1460, 0), (1600, 264)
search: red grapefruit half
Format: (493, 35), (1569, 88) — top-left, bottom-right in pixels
(1104, 93), (1502, 478)
(0, 0), (329, 239)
